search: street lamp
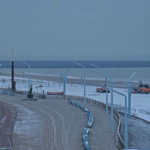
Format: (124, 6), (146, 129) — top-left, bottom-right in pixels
(0, 64), (2, 76)
(18, 61), (30, 91)
(129, 72), (136, 118)
(89, 63), (108, 114)
(56, 68), (72, 96)
(114, 72), (136, 118)
(116, 81), (130, 116)
(64, 68), (72, 95)
(91, 69), (114, 132)
(101, 85), (128, 149)
(72, 61), (86, 104)
(57, 74), (65, 96)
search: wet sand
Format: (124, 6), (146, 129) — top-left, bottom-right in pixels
(1, 72), (140, 88)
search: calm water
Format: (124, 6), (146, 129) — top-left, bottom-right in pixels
(1, 68), (150, 83)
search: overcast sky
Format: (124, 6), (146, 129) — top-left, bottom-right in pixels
(0, 0), (150, 61)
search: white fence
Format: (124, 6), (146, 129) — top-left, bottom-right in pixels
(110, 103), (150, 118)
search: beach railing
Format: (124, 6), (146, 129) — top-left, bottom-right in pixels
(111, 103), (150, 117)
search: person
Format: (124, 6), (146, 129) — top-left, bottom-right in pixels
(28, 85), (32, 94)
(27, 85), (33, 99)
(42, 90), (45, 99)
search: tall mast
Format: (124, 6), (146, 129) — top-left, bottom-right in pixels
(11, 49), (15, 90)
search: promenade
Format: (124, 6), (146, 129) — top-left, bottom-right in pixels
(0, 94), (118, 150)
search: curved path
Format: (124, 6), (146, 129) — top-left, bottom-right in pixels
(0, 94), (118, 150)
(0, 101), (16, 148)
(22, 102), (70, 150)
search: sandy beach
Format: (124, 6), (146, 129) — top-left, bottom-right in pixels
(1, 72), (141, 88)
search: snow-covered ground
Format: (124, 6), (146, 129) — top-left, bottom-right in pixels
(0, 76), (150, 122)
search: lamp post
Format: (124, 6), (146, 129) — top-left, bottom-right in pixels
(57, 74), (65, 96)
(18, 61), (30, 91)
(0, 64), (2, 76)
(72, 61), (86, 104)
(101, 85), (128, 149)
(129, 72), (136, 118)
(91, 69), (114, 132)
(64, 68), (72, 96)
(89, 63), (108, 114)
(56, 68), (72, 96)
(117, 81), (130, 116)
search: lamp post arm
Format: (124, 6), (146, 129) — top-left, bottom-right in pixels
(56, 74), (65, 78)
(65, 68), (72, 75)
(72, 61), (86, 104)
(91, 69), (112, 80)
(72, 61), (85, 69)
(18, 60), (30, 91)
(65, 67), (72, 77)
(89, 63), (106, 72)
(130, 72), (136, 81)
(60, 74), (65, 78)
(120, 81), (130, 86)
(18, 60), (30, 68)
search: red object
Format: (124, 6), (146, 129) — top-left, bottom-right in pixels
(132, 91), (138, 94)
(139, 87), (150, 93)
(96, 88), (110, 93)
(47, 91), (64, 95)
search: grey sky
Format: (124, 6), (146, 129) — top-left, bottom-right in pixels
(0, 0), (150, 61)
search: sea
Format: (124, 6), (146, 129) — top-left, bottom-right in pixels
(1, 67), (150, 83)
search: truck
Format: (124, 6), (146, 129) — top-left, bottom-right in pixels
(132, 81), (150, 94)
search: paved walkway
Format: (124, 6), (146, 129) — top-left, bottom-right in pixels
(0, 94), (118, 150)
(120, 113), (150, 149)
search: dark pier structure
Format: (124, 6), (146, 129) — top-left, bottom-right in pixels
(11, 49), (15, 90)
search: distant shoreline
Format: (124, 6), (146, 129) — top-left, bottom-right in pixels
(0, 60), (150, 68)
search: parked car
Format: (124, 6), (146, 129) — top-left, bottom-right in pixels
(96, 87), (110, 93)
